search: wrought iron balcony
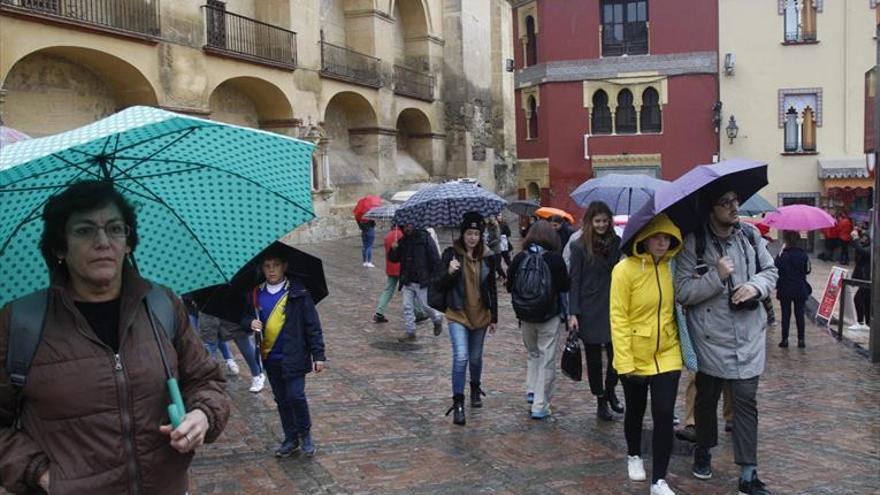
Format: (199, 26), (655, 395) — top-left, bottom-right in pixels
(203, 5), (296, 69)
(0, 0), (160, 37)
(393, 65), (434, 102)
(320, 40), (381, 88)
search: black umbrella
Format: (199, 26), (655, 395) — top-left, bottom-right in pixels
(507, 199), (540, 217)
(186, 241), (328, 324)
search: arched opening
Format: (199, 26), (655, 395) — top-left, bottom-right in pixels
(392, 0), (431, 69)
(784, 107), (799, 152)
(615, 89), (636, 134)
(527, 182), (540, 202)
(640, 87), (661, 133)
(525, 16), (537, 66)
(2, 47), (157, 137)
(208, 76), (293, 130)
(527, 95), (539, 139)
(591, 90), (612, 134)
(396, 108), (433, 176)
(323, 91), (380, 187)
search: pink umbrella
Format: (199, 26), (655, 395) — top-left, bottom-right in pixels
(761, 204), (835, 231)
(0, 126), (30, 148)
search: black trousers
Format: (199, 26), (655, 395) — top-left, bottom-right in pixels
(621, 371), (680, 483)
(582, 341), (618, 397)
(695, 372), (759, 466)
(779, 296), (806, 342)
(855, 287), (872, 325)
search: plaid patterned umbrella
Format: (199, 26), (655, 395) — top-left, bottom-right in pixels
(392, 182), (506, 228)
(0, 106), (315, 305)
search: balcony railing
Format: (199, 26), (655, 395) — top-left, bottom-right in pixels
(0, 0), (160, 37)
(203, 5), (296, 69)
(784, 29), (817, 43)
(602, 38), (648, 57)
(320, 40), (381, 88)
(393, 65), (434, 101)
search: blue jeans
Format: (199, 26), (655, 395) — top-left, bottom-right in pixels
(448, 322), (487, 395)
(361, 227), (375, 262)
(265, 360), (311, 441)
(204, 339), (233, 360)
(234, 333), (262, 376)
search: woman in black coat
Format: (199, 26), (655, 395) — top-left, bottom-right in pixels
(568, 201), (623, 420)
(774, 231), (812, 348)
(852, 226), (871, 328)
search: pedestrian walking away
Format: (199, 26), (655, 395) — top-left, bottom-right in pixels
(187, 299), (240, 376)
(507, 220), (570, 420)
(835, 212), (852, 265)
(434, 212), (499, 425)
(373, 226), (430, 324)
(388, 224), (445, 341)
(774, 231), (811, 348)
(358, 219), (377, 268)
(245, 246), (327, 458)
(0, 180), (230, 494)
(851, 226), (872, 329)
(610, 213), (683, 495)
(568, 201), (624, 421)
(674, 189), (778, 495)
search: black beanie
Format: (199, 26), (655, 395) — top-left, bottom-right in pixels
(460, 211), (485, 235)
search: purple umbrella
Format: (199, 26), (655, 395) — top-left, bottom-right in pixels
(0, 126), (30, 149)
(569, 173), (669, 214)
(621, 158), (768, 254)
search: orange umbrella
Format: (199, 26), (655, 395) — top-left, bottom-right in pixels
(534, 207), (575, 224)
(353, 195), (382, 223)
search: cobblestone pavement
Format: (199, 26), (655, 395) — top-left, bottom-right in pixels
(185, 236), (880, 495)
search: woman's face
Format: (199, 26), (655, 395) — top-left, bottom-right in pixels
(463, 229), (481, 250)
(645, 233), (672, 259)
(60, 203), (131, 290)
(591, 213), (611, 235)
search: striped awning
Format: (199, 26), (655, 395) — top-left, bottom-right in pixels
(817, 158), (870, 179)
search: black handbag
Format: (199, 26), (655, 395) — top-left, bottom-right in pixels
(560, 329), (583, 382)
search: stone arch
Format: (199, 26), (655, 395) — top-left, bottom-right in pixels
(396, 107), (434, 175)
(207, 76), (293, 130)
(391, 0), (432, 70)
(322, 91), (381, 191)
(527, 182), (540, 202)
(1, 46), (157, 137)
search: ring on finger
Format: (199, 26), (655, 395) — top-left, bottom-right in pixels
(184, 433), (191, 444)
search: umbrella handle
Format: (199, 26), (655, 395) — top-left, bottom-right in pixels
(166, 378), (186, 428)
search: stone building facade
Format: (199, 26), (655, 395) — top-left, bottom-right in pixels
(0, 0), (517, 242)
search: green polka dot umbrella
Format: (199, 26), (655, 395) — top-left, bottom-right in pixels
(0, 106), (316, 306)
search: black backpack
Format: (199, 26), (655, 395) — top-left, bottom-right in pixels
(511, 246), (557, 322)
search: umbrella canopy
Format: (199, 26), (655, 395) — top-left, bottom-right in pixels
(363, 203), (399, 222)
(0, 106), (315, 305)
(761, 204), (835, 231)
(621, 159), (768, 254)
(535, 206), (575, 225)
(353, 195), (382, 223)
(569, 173), (669, 214)
(0, 126), (30, 149)
(390, 190), (418, 203)
(392, 182), (506, 228)
(738, 194), (776, 216)
(507, 199), (540, 216)
(186, 241), (327, 323)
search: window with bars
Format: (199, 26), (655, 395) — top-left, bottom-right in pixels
(640, 87), (661, 133)
(601, 0), (648, 56)
(525, 15), (538, 66)
(783, 0), (818, 43)
(591, 90), (612, 134)
(615, 89), (637, 134)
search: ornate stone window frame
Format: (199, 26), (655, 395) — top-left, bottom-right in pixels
(778, 88), (823, 128)
(583, 76), (667, 136)
(517, 2), (538, 67)
(521, 87), (540, 140)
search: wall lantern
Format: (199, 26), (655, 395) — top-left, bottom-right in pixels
(726, 115), (739, 144)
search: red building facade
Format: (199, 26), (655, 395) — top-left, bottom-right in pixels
(511, 0), (719, 217)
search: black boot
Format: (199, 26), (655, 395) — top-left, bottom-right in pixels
(445, 394), (466, 425)
(606, 388), (624, 414)
(596, 397), (613, 421)
(469, 382), (485, 408)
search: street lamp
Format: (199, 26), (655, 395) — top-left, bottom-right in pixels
(726, 115), (739, 144)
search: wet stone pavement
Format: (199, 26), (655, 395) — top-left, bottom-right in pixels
(186, 236), (879, 495)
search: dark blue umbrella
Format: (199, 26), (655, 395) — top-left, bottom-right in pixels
(569, 173), (669, 214)
(621, 158), (768, 254)
(507, 199), (540, 216)
(738, 194), (776, 216)
(392, 182), (506, 227)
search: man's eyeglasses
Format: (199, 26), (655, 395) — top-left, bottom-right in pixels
(69, 221), (131, 241)
(715, 196), (740, 209)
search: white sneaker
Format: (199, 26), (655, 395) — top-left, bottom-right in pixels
(362, 262), (367, 267)
(249, 373), (265, 393)
(627, 455), (647, 481)
(225, 358), (240, 375)
(651, 479), (676, 495)
(365, 262), (376, 268)
(848, 323), (863, 331)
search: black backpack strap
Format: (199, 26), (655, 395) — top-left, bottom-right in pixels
(739, 223), (763, 273)
(694, 226), (709, 275)
(144, 284), (178, 342)
(7, 289), (49, 390)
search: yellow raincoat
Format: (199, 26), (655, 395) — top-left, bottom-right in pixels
(610, 214), (683, 376)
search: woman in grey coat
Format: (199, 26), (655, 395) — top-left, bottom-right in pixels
(568, 201), (623, 420)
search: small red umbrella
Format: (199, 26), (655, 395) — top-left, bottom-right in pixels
(353, 195), (382, 223)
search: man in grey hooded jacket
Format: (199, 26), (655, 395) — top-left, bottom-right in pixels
(674, 190), (778, 495)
